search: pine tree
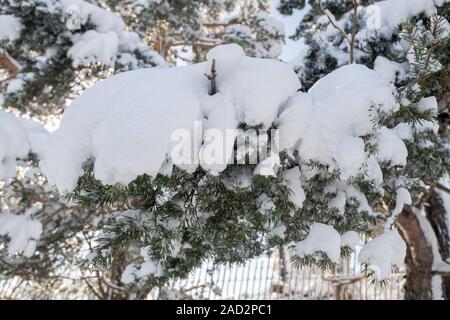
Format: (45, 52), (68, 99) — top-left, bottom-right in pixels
(0, 0), (285, 299)
(278, 0), (450, 299)
(1, 0), (449, 301)
(0, 0), (162, 117)
(104, 0), (285, 62)
(38, 33), (448, 297)
(0, 0), (162, 298)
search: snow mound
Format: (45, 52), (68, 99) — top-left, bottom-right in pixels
(358, 230), (406, 280)
(295, 223), (341, 263)
(278, 64), (402, 181)
(43, 44), (300, 192)
(208, 44), (300, 126)
(69, 30), (119, 67)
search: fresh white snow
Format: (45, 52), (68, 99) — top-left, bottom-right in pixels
(0, 110), (49, 180)
(295, 223), (342, 263)
(358, 230), (406, 280)
(0, 212), (43, 257)
(42, 44), (300, 192)
(0, 15), (22, 42)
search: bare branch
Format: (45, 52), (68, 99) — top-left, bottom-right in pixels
(319, 0), (358, 64)
(435, 183), (450, 195)
(0, 49), (21, 84)
(204, 59), (217, 95)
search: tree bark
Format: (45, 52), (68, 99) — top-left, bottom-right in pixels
(396, 209), (434, 300)
(424, 189), (450, 299)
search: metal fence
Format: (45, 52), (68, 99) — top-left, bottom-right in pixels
(0, 247), (405, 300)
(152, 247), (405, 300)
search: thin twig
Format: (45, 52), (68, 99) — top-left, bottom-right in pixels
(319, 0), (358, 64)
(204, 59), (217, 95)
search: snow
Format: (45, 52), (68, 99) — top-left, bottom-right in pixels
(53, 0), (163, 68)
(415, 97), (440, 133)
(69, 30), (119, 67)
(413, 207), (450, 277)
(374, 56), (407, 83)
(375, 127), (408, 167)
(0, 15), (22, 42)
(207, 44), (300, 127)
(385, 188), (412, 229)
(5, 78), (25, 94)
(254, 152), (281, 177)
(278, 64), (401, 181)
(365, 0), (450, 35)
(328, 191), (346, 216)
(253, 11), (284, 37)
(17, 118), (50, 158)
(43, 44), (300, 192)
(60, 0), (125, 33)
(432, 275), (443, 300)
(122, 260), (163, 285)
(122, 245), (164, 284)
(282, 167), (305, 208)
(358, 230), (406, 280)
(392, 123), (414, 141)
(0, 111), (28, 180)
(225, 25), (253, 43)
(418, 96), (438, 113)
(0, 110), (48, 180)
(0, 212), (43, 257)
(395, 188), (412, 213)
(341, 231), (360, 250)
(43, 65), (203, 190)
(198, 94), (237, 175)
(295, 223), (341, 263)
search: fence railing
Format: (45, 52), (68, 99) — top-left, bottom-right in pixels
(0, 247), (405, 300)
(151, 247), (405, 300)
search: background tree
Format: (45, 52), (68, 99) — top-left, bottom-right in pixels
(0, 0), (162, 299)
(104, 0), (285, 62)
(0, 0), (287, 299)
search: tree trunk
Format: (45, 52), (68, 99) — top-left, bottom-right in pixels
(424, 189), (450, 299)
(396, 209), (434, 300)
